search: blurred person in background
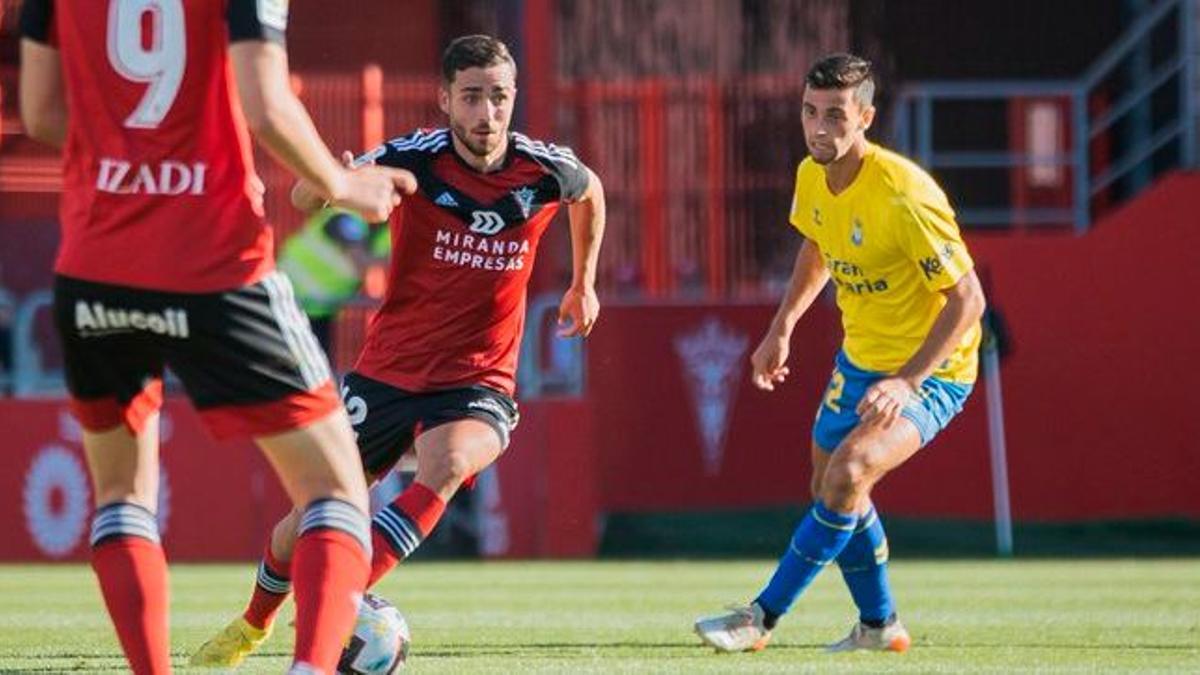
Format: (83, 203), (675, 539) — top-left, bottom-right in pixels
(277, 207), (390, 357)
(18, 0), (416, 672)
(694, 53), (985, 655)
(192, 34), (607, 667)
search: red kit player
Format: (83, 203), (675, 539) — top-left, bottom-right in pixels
(20, 1), (415, 672)
(191, 34), (607, 667)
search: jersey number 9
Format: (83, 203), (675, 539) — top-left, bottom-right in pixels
(106, 0), (186, 129)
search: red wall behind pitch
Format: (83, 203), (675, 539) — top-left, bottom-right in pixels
(0, 400), (291, 562)
(586, 172), (1200, 521)
(2, 174), (1197, 562)
(0, 398), (592, 561)
(963, 172), (1200, 519)
(585, 303), (997, 519)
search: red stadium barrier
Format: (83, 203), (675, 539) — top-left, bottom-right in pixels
(5, 175), (1198, 562)
(586, 173), (1200, 522)
(0, 399), (288, 562)
(584, 302), (997, 518)
(964, 172), (1200, 519)
(0, 397), (594, 561)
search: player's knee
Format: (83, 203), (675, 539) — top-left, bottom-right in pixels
(430, 448), (474, 488)
(821, 458), (870, 507)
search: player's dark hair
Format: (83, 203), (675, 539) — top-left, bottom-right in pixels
(442, 35), (517, 84)
(805, 53), (875, 108)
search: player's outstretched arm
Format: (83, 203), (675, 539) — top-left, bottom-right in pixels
(19, 39), (67, 149)
(229, 41), (345, 198)
(291, 151), (353, 213)
(751, 238), (830, 391)
(291, 151), (417, 216)
(558, 168), (606, 338)
(229, 42), (411, 223)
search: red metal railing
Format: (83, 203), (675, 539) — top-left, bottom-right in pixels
(560, 74), (805, 300)
(1, 67), (807, 299)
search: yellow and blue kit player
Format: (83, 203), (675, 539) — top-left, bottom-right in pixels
(695, 53), (986, 654)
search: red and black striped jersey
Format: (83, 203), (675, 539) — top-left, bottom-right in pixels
(353, 128), (591, 396)
(21, 0), (286, 292)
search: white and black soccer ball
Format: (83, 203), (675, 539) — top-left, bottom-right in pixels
(337, 593), (410, 674)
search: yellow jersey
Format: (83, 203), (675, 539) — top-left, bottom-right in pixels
(788, 143), (980, 383)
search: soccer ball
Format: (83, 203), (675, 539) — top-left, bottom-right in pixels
(337, 593), (411, 674)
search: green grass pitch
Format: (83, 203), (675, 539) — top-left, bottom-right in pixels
(1, 559), (1198, 673)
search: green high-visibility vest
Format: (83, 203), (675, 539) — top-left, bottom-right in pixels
(368, 221), (392, 259)
(277, 209), (364, 319)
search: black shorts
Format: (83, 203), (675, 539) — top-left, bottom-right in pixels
(341, 371), (520, 476)
(54, 273), (340, 438)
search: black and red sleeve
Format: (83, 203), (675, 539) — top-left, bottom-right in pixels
(19, 0), (55, 45)
(512, 133), (590, 202)
(227, 0), (287, 45)
(355, 129), (448, 172)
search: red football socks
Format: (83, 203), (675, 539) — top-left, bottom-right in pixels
(242, 544), (292, 630)
(290, 529), (369, 671)
(92, 537), (170, 675)
(367, 481), (446, 587)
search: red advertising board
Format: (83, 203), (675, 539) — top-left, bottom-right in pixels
(585, 302), (996, 518)
(0, 397), (593, 561)
(5, 175), (1198, 561)
(1, 399), (289, 562)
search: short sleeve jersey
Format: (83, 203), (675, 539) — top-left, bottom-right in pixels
(20, 0), (288, 292)
(789, 143), (980, 383)
(353, 129), (591, 396)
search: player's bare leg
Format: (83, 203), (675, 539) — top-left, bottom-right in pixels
(697, 421), (919, 653)
(257, 412), (371, 674)
(190, 509), (304, 668)
(192, 413), (370, 670)
(84, 418), (160, 510)
(818, 422), (914, 652)
(415, 419), (503, 500)
(194, 417), (502, 667)
(369, 419), (503, 584)
(83, 416), (171, 675)
(819, 417), (920, 513)
(196, 417), (501, 662)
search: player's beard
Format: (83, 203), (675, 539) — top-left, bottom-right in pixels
(806, 138), (839, 165)
(451, 121), (505, 159)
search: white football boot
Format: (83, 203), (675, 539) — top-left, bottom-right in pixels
(826, 619), (911, 653)
(693, 602), (772, 652)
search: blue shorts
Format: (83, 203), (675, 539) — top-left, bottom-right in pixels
(812, 351), (972, 452)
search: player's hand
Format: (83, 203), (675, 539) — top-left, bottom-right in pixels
(340, 150), (417, 195)
(557, 286), (599, 338)
(751, 331), (791, 391)
(857, 377), (919, 428)
(332, 166), (418, 223)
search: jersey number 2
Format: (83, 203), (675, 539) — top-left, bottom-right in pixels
(823, 369), (846, 414)
(106, 0), (186, 129)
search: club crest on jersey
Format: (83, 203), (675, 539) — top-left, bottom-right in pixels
(434, 191), (459, 208)
(468, 210), (507, 236)
(813, 208), (823, 226)
(675, 318), (748, 476)
(851, 218), (864, 246)
(512, 187), (536, 218)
